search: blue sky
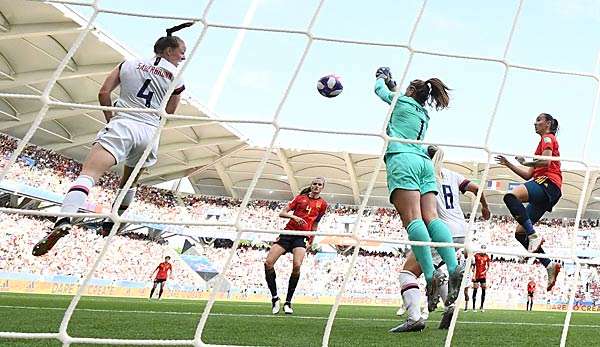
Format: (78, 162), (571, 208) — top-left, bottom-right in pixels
(69, 0), (600, 169)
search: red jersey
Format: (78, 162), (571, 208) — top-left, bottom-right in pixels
(155, 262), (172, 280)
(473, 253), (490, 280)
(532, 133), (562, 189)
(284, 194), (328, 232)
(527, 280), (536, 293)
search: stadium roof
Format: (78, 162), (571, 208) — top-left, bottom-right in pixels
(1, 1), (599, 219)
(0, 0), (248, 183)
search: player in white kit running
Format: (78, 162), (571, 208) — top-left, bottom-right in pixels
(391, 146), (490, 332)
(32, 22), (193, 256)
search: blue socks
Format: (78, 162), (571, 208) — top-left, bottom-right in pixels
(503, 193), (535, 235)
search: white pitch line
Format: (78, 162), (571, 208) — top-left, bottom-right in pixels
(1, 305), (600, 328)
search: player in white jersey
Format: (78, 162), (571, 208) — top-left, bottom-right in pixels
(32, 22), (193, 256)
(391, 146), (489, 332)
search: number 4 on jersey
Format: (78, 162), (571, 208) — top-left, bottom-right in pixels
(137, 79), (154, 107)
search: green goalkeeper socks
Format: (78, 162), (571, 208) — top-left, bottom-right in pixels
(406, 219), (434, 283)
(427, 218), (458, 275)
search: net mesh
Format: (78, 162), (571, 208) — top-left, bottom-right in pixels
(0, 0), (598, 346)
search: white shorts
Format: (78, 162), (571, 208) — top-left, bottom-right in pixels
(94, 116), (159, 168)
(431, 236), (465, 268)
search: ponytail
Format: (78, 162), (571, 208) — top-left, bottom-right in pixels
(153, 22), (194, 55)
(427, 145), (444, 181)
(299, 187), (311, 195)
(541, 113), (559, 135)
(407, 78), (451, 111)
(426, 78), (450, 111)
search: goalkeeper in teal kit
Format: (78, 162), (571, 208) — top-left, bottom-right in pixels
(374, 67), (463, 332)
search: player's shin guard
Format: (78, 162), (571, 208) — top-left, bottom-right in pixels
(60, 175), (95, 217)
(427, 219), (458, 275)
(406, 219), (434, 283)
(286, 272), (300, 303)
(399, 270), (421, 321)
(503, 194), (535, 235)
(480, 288), (486, 309)
(264, 266), (278, 298)
(149, 283), (156, 298)
(472, 287), (478, 310)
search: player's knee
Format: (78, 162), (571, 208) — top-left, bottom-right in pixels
(264, 260), (274, 270)
(292, 265), (301, 275)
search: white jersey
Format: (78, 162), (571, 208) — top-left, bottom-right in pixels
(435, 168), (469, 238)
(114, 56), (185, 127)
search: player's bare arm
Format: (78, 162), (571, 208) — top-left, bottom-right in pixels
(495, 155), (535, 180)
(98, 66), (121, 122)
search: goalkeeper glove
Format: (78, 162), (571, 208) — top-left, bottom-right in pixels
(375, 66), (392, 81)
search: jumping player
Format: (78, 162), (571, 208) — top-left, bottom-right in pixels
(32, 23), (193, 256)
(149, 256), (173, 300)
(394, 145), (490, 331)
(495, 113), (562, 291)
(527, 278), (536, 311)
(471, 250), (491, 312)
(264, 177), (327, 315)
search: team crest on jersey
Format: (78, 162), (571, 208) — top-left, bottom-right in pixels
(543, 136), (552, 144)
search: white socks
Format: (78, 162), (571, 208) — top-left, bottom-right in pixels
(399, 270), (421, 321)
(61, 175), (94, 214)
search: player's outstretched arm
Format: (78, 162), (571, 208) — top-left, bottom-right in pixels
(463, 182), (490, 220)
(515, 148), (553, 168)
(165, 94), (181, 114)
(98, 65), (121, 122)
(374, 67), (396, 104)
(149, 266), (159, 279)
(495, 155), (534, 181)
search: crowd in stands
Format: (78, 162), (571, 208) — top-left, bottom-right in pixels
(1, 133), (600, 306)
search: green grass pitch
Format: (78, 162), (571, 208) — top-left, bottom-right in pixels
(0, 293), (598, 346)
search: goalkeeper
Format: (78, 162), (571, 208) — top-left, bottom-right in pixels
(373, 67), (462, 333)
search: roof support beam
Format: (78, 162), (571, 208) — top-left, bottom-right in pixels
(0, 63), (115, 90)
(159, 136), (241, 153)
(343, 152), (361, 204)
(0, 102), (99, 131)
(0, 22), (81, 41)
(215, 162), (238, 199)
(276, 148), (299, 195)
(48, 132), (98, 151)
(581, 171), (600, 217)
(141, 157), (220, 181)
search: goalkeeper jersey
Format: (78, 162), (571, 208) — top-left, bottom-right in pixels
(374, 78), (429, 159)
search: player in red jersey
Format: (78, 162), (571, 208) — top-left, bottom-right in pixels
(149, 256), (172, 300)
(496, 113), (562, 291)
(527, 278), (536, 311)
(264, 177), (328, 315)
(471, 250), (491, 311)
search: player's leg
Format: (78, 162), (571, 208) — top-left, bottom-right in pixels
(525, 202), (562, 291)
(390, 253), (426, 333)
(464, 285), (470, 311)
(264, 243), (286, 313)
(472, 281), (479, 311)
(158, 280), (165, 299)
(284, 245), (307, 314)
(529, 295), (534, 311)
(32, 143), (116, 256)
(390, 189), (434, 283)
(101, 165), (144, 235)
(149, 280), (158, 299)
(479, 281), (486, 311)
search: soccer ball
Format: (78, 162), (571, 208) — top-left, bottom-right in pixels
(317, 75), (343, 98)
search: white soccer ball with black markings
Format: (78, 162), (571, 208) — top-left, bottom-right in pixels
(316, 75), (343, 98)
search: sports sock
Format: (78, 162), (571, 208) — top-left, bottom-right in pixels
(536, 250), (551, 267)
(515, 232), (529, 249)
(480, 288), (486, 309)
(503, 194), (535, 235)
(158, 283), (164, 298)
(286, 272), (300, 303)
(427, 219), (458, 275)
(264, 266), (278, 298)
(472, 287), (478, 310)
(149, 284), (156, 298)
(406, 219), (434, 283)
(464, 295), (469, 310)
(60, 175), (95, 216)
(399, 270), (421, 321)
(530, 301), (533, 311)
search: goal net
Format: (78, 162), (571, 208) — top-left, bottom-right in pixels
(0, 0), (599, 346)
